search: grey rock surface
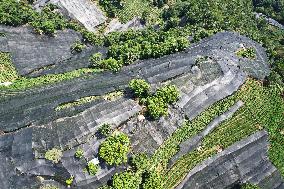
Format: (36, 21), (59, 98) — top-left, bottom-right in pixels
(175, 131), (284, 189)
(0, 32), (269, 132)
(105, 17), (145, 34)
(34, 0), (107, 32)
(0, 25), (106, 77)
(0, 32), (272, 188)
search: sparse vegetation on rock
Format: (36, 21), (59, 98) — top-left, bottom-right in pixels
(86, 162), (99, 176)
(75, 148), (84, 159)
(98, 123), (113, 137)
(45, 148), (63, 164)
(236, 47), (256, 59)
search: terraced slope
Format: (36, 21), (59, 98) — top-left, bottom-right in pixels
(0, 30), (275, 188)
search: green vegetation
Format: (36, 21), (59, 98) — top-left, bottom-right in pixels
(0, 52), (18, 83)
(99, 132), (130, 166)
(65, 176), (74, 187)
(75, 148), (84, 159)
(146, 85), (179, 119)
(45, 148), (63, 164)
(98, 123), (113, 137)
(142, 171), (163, 189)
(112, 171), (141, 189)
(129, 153), (149, 171)
(241, 183), (260, 189)
(86, 162), (99, 176)
(129, 79), (150, 98)
(253, 0), (284, 24)
(0, 1), (67, 35)
(70, 41), (86, 54)
(55, 95), (99, 111)
(162, 79), (284, 188)
(40, 185), (59, 189)
(236, 47), (256, 59)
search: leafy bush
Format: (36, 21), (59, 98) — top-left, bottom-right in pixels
(129, 79), (150, 98)
(86, 162), (99, 176)
(70, 41), (85, 53)
(129, 153), (149, 171)
(75, 148), (84, 159)
(112, 171), (141, 189)
(98, 123), (113, 137)
(146, 96), (168, 119)
(90, 55), (123, 72)
(141, 171), (162, 189)
(98, 0), (123, 18)
(236, 47), (256, 59)
(65, 176), (74, 187)
(99, 132), (130, 166)
(156, 85), (179, 104)
(45, 148), (63, 163)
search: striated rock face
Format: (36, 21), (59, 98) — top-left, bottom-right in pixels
(105, 17), (145, 34)
(0, 32), (272, 188)
(0, 25), (107, 77)
(175, 131), (284, 189)
(34, 0), (107, 32)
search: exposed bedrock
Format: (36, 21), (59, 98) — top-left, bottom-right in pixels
(0, 98), (141, 189)
(0, 25), (107, 77)
(255, 12), (284, 30)
(175, 131), (284, 189)
(33, 0), (107, 32)
(0, 32), (269, 132)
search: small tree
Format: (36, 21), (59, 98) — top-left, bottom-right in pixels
(112, 171), (141, 189)
(86, 162), (99, 176)
(156, 85), (179, 104)
(129, 79), (150, 98)
(99, 132), (130, 166)
(146, 96), (168, 119)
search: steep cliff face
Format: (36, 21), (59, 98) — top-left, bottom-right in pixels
(175, 131), (284, 189)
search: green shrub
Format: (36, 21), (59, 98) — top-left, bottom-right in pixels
(90, 57), (123, 72)
(98, 123), (113, 137)
(45, 148), (63, 163)
(112, 171), (141, 189)
(98, 0), (123, 18)
(86, 162), (99, 176)
(74, 148), (84, 159)
(156, 85), (179, 104)
(141, 171), (162, 189)
(71, 41), (85, 53)
(129, 153), (149, 171)
(99, 132), (130, 166)
(129, 79), (150, 98)
(146, 96), (168, 119)
(65, 176), (74, 187)
(236, 47), (256, 59)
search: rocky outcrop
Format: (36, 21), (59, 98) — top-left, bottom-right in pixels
(175, 131), (284, 189)
(34, 0), (107, 32)
(105, 17), (145, 34)
(0, 25), (107, 77)
(255, 12), (284, 30)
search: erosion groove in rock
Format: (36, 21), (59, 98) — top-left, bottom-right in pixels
(175, 131), (284, 189)
(0, 25), (107, 77)
(169, 100), (244, 167)
(0, 32), (269, 133)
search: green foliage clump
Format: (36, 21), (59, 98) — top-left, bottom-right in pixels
(98, 0), (123, 18)
(129, 79), (150, 98)
(99, 132), (130, 166)
(156, 85), (179, 104)
(98, 123), (113, 137)
(86, 162), (99, 176)
(146, 96), (168, 119)
(75, 148), (84, 159)
(0, 52), (18, 83)
(0, 1), (67, 35)
(90, 53), (123, 72)
(141, 171), (162, 189)
(45, 148), (63, 164)
(112, 171), (141, 189)
(241, 183), (260, 189)
(129, 153), (149, 171)
(236, 47), (256, 59)
(65, 176), (74, 187)
(70, 41), (85, 53)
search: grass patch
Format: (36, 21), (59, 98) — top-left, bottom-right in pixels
(0, 52), (18, 83)
(161, 79), (284, 188)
